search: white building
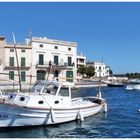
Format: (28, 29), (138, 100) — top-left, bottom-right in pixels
(0, 36), (77, 84)
(77, 52), (86, 68)
(30, 37), (77, 83)
(76, 53), (86, 80)
(86, 61), (110, 77)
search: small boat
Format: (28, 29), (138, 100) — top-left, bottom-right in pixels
(0, 80), (107, 127)
(107, 82), (124, 87)
(125, 79), (140, 90)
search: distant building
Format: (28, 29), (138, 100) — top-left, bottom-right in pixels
(0, 36), (77, 83)
(86, 61), (110, 77)
(76, 53), (86, 80)
(77, 52), (86, 68)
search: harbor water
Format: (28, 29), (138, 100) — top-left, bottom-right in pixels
(1, 86), (140, 138)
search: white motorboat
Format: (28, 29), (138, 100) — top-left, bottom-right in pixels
(125, 79), (140, 90)
(107, 81), (124, 87)
(0, 80), (107, 127)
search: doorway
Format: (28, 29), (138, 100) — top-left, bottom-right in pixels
(37, 70), (46, 80)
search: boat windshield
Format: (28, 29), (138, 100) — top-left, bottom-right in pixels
(42, 84), (58, 95)
(31, 84), (44, 93)
(31, 80), (59, 94)
(58, 87), (69, 97)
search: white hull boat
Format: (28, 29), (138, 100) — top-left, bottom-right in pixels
(126, 84), (140, 90)
(0, 81), (107, 127)
(125, 79), (140, 90)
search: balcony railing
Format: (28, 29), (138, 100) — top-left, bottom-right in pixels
(36, 61), (75, 68)
(32, 37), (77, 47)
(3, 62), (31, 70)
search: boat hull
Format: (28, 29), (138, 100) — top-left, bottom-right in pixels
(126, 84), (140, 90)
(107, 84), (124, 87)
(0, 101), (105, 127)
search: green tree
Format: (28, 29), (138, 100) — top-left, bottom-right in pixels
(109, 68), (113, 75)
(125, 73), (140, 78)
(77, 66), (86, 77)
(125, 73), (130, 77)
(85, 66), (95, 78)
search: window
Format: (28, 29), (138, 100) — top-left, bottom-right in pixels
(38, 101), (44, 104)
(99, 66), (101, 71)
(10, 95), (13, 99)
(10, 49), (14, 52)
(21, 57), (25, 67)
(16, 95), (29, 104)
(39, 44), (43, 48)
(20, 97), (25, 101)
(8, 93), (16, 100)
(9, 57), (14, 66)
(67, 57), (72, 66)
(21, 49), (25, 53)
(54, 55), (59, 65)
(54, 46), (58, 49)
(9, 71), (14, 80)
(54, 70), (59, 78)
(58, 88), (69, 97)
(68, 48), (71, 51)
(66, 71), (73, 82)
(39, 54), (44, 65)
(21, 71), (26, 82)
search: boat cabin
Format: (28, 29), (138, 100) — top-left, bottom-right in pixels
(6, 81), (75, 108)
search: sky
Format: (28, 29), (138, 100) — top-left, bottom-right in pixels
(0, 2), (140, 74)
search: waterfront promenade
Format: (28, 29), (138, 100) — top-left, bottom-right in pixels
(75, 80), (107, 88)
(0, 79), (107, 91)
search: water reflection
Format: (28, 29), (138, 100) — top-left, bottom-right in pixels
(0, 112), (107, 138)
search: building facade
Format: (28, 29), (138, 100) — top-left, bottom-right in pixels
(77, 53), (86, 68)
(76, 53), (86, 80)
(30, 37), (77, 83)
(0, 36), (32, 83)
(0, 36), (77, 84)
(86, 61), (110, 77)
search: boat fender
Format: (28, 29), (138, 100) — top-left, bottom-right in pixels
(78, 110), (84, 122)
(50, 109), (55, 122)
(103, 102), (107, 112)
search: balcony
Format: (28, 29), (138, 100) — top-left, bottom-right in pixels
(3, 62), (31, 71)
(36, 61), (75, 69)
(36, 61), (49, 68)
(77, 60), (86, 65)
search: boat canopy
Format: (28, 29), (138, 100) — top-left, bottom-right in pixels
(33, 80), (59, 88)
(31, 80), (73, 95)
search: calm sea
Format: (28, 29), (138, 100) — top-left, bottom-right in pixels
(1, 87), (140, 138)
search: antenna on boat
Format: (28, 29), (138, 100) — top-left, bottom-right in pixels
(96, 57), (103, 98)
(13, 33), (22, 92)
